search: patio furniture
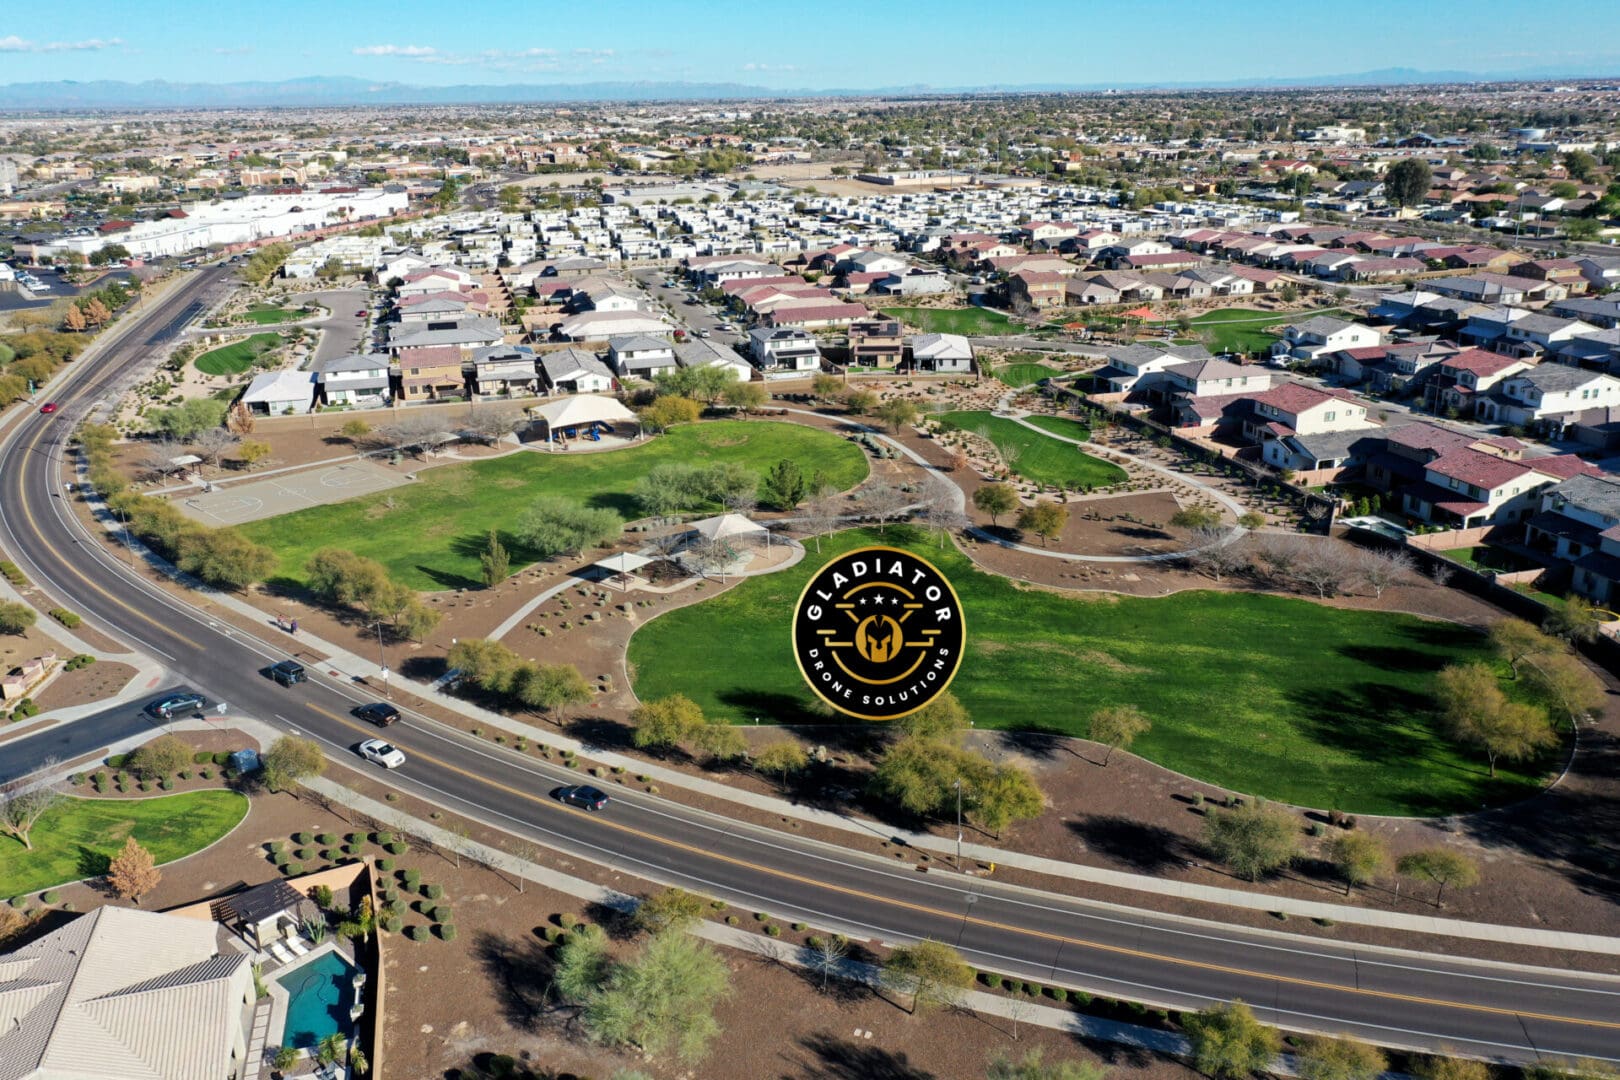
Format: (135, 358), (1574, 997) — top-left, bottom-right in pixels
(285, 935), (309, 956)
(267, 941), (295, 964)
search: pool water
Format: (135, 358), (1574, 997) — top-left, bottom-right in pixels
(275, 950), (359, 1049)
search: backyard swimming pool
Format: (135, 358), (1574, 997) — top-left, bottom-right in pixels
(275, 949), (359, 1049)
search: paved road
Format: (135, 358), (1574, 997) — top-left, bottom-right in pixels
(631, 267), (747, 350)
(0, 694), (181, 785)
(4, 270), (1620, 1062)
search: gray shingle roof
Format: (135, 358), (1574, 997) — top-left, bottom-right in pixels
(1547, 473), (1620, 520)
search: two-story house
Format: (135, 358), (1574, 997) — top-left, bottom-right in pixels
(1332, 340), (1458, 394)
(316, 352), (391, 407)
(1007, 271), (1066, 310)
(847, 318), (904, 368)
(1475, 365), (1620, 435)
(396, 345), (468, 402)
(1095, 343), (1214, 398)
(1270, 315), (1381, 363)
(539, 347), (615, 395)
(1162, 357), (1271, 399)
(1422, 348), (1533, 415)
(470, 343), (540, 397)
(1403, 446), (1594, 528)
(608, 334), (678, 380)
(749, 327), (821, 373)
(1525, 473), (1620, 603)
(387, 317), (504, 356)
(1250, 384), (1377, 467)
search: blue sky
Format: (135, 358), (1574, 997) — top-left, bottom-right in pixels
(3, 1), (1619, 88)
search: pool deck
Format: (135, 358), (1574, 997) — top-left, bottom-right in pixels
(256, 939), (360, 1077)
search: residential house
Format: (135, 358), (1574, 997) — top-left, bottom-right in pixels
(1095, 343), (1214, 398)
(847, 318), (904, 368)
(1525, 474), (1620, 603)
(674, 338), (754, 381)
(1403, 445), (1592, 528)
(608, 334), (678, 379)
(471, 343), (540, 397)
(871, 267), (952, 296)
(1332, 340), (1457, 393)
(316, 352), (391, 407)
(388, 317), (504, 355)
(1510, 258), (1589, 295)
(1362, 421), (1524, 500)
(1550, 295), (1620, 329)
(909, 332), (974, 373)
(1575, 254), (1620, 291)
(553, 310), (672, 343)
(749, 327), (822, 373)
(1248, 384), (1376, 467)
(764, 302), (868, 329)
(1264, 427), (1384, 481)
(239, 369), (315, 415)
(1423, 348), (1533, 415)
(539, 347), (615, 395)
(1162, 357), (1271, 398)
(1475, 365), (1620, 435)
(0, 906), (256, 1080)
(1007, 270), (1067, 310)
(1270, 315), (1381, 363)
(396, 295), (472, 324)
(397, 345), (468, 401)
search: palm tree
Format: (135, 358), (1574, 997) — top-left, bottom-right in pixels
(315, 1033), (346, 1067)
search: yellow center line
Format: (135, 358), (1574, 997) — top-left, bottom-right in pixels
(301, 703), (1620, 1033)
(10, 400), (205, 651)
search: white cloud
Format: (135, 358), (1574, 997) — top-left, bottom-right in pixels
(351, 44), (437, 57)
(743, 62), (797, 73)
(0, 35), (124, 53)
(572, 48), (615, 57)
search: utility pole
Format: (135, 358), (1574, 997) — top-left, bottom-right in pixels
(373, 619), (390, 698)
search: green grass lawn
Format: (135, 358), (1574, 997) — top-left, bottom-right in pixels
(629, 528), (1551, 815)
(1021, 415), (1092, 442)
(241, 420), (869, 591)
(240, 306), (305, 325)
(1442, 545), (1542, 574)
(882, 306), (1017, 336)
(1155, 308), (1345, 356)
(195, 332), (281, 376)
(994, 362), (1059, 388)
(939, 411), (1124, 489)
(0, 790), (248, 897)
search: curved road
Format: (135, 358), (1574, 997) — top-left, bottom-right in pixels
(3, 269), (1619, 1063)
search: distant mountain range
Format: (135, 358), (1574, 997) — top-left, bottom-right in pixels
(1, 66), (1617, 109)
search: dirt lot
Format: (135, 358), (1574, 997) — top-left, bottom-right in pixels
(31, 660), (140, 713)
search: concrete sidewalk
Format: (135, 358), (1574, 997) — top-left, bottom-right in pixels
(68, 452), (1620, 956)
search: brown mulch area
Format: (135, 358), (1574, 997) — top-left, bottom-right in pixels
(31, 661), (140, 713)
(329, 765), (1199, 1080)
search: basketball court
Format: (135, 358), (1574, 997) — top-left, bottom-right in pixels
(176, 460), (409, 526)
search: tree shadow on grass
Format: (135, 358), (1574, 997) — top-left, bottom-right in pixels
(1068, 815), (1187, 873)
(785, 1031), (937, 1080)
(412, 564), (483, 592)
(76, 844), (111, 878)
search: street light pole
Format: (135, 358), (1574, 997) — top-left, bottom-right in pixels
(954, 779), (963, 871)
(374, 620), (390, 699)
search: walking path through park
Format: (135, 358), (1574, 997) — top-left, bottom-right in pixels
(56, 422), (1620, 955)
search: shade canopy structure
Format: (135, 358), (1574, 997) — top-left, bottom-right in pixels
(527, 394), (640, 444)
(690, 513), (769, 543)
(592, 551), (653, 590)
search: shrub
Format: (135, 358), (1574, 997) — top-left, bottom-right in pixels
(283, 863), (303, 876)
(294, 832), (312, 845)
(320, 849), (336, 862)
(791, 922), (806, 932)
(0, 561), (25, 585)
(212, 752), (231, 766)
(342, 844), (359, 857)
(377, 858), (393, 872)
(106, 754), (130, 769)
(382, 916), (402, 934)
(438, 923), (458, 942)
(386, 842), (407, 855)
(373, 831), (395, 846)
(178, 769), (192, 780)
(268, 841), (284, 856)
(199, 768), (212, 779)
(764, 924), (781, 937)
(430, 905), (450, 923)
(402, 870), (421, 889)
(424, 884), (443, 900)
(192, 751), (212, 764)
(406, 924), (428, 941)
(48, 608), (82, 628)
(725, 915), (739, 926)
(40, 891), (59, 904)
(317, 833), (337, 846)
(295, 848), (311, 861)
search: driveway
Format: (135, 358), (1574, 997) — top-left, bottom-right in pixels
(290, 285), (373, 364)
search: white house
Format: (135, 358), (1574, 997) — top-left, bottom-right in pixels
(539, 347), (615, 395)
(240, 369), (316, 415)
(1270, 315), (1381, 363)
(1096, 343), (1214, 397)
(1475, 365), (1620, 433)
(608, 334), (678, 378)
(316, 352), (390, 407)
(749, 326), (822, 373)
(909, 332), (974, 373)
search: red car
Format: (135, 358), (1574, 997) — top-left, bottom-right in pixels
(355, 309), (368, 318)
(38, 402), (58, 415)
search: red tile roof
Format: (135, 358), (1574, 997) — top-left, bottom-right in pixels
(1426, 448), (1534, 490)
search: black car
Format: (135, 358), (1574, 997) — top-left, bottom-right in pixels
(268, 660), (306, 687)
(356, 702), (400, 727)
(146, 692), (206, 719)
(556, 785), (610, 811)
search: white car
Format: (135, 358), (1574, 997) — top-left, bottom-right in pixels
(358, 739), (406, 769)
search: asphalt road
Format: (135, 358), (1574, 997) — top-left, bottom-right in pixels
(3, 269), (1620, 1061)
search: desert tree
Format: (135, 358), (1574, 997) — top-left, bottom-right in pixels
(753, 740), (809, 786)
(1327, 831), (1390, 896)
(1354, 547), (1415, 598)
(1396, 848), (1480, 908)
(1295, 1034), (1388, 1080)
(0, 766), (61, 850)
(879, 938), (974, 1014)
(1488, 618), (1558, 678)
(1186, 527), (1248, 582)
(859, 482), (913, 533)
(107, 835), (162, 904)
(1089, 705), (1150, 765)
(809, 933), (849, 992)
(1202, 802), (1300, 881)
(1183, 1000), (1282, 1080)
(973, 482), (1019, 527)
